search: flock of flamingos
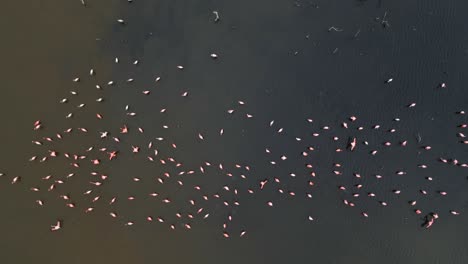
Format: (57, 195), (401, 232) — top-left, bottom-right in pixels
(4, 2), (468, 238)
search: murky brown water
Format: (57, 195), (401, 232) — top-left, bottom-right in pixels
(1, 0), (468, 263)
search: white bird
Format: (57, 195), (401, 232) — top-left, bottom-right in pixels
(11, 176), (20, 184)
(100, 131), (108, 138)
(50, 220), (62, 231)
(212, 11), (220, 22)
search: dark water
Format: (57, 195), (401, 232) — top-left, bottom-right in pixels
(1, 0), (468, 263)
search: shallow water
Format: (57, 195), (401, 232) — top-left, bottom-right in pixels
(0, 0), (468, 263)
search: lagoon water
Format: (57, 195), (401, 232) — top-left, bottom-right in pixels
(0, 0), (468, 263)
